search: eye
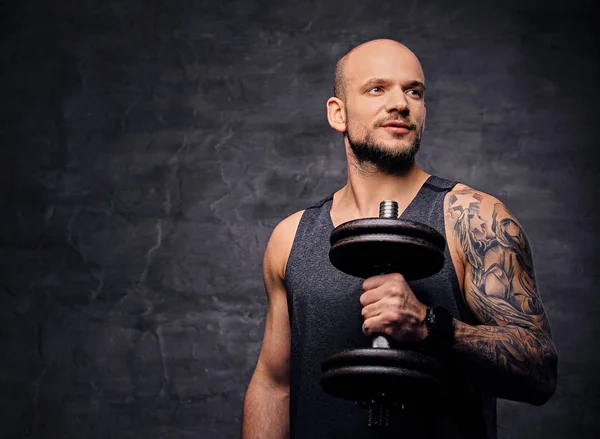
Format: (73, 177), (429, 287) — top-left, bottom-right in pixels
(368, 86), (383, 93)
(407, 89), (423, 97)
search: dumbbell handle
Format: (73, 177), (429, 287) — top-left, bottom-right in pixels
(370, 200), (400, 350)
(372, 335), (392, 348)
(368, 198), (398, 427)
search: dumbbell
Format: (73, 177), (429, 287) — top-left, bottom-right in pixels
(320, 200), (448, 428)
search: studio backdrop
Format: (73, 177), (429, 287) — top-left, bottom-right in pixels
(0, 0), (598, 438)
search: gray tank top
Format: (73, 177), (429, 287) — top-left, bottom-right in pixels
(284, 175), (497, 439)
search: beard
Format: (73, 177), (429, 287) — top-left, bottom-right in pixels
(347, 127), (422, 176)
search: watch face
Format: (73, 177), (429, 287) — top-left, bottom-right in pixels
(433, 306), (454, 341)
(426, 307), (435, 327)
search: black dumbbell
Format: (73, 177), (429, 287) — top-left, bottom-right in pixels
(320, 200), (448, 428)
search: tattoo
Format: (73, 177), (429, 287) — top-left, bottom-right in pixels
(446, 189), (557, 403)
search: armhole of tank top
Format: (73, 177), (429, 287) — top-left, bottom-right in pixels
(283, 209), (307, 284)
(282, 210), (302, 331)
(282, 193), (333, 285)
(442, 184), (479, 325)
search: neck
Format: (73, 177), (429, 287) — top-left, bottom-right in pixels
(335, 142), (430, 221)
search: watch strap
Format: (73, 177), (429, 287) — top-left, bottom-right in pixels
(424, 305), (455, 348)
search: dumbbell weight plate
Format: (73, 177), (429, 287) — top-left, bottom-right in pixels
(329, 219), (445, 280)
(321, 348), (447, 404)
(322, 348), (445, 376)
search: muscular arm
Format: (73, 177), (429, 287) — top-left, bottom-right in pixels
(446, 187), (558, 405)
(242, 212), (302, 439)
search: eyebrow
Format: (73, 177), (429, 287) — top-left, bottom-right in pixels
(407, 80), (426, 92)
(361, 78), (426, 92)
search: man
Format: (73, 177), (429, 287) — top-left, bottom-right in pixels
(242, 39), (557, 438)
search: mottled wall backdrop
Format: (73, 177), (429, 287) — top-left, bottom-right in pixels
(1, 0), (598, 438)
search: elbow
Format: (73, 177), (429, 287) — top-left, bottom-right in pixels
(529, 349), (558, 406)
(527, 380), (556, 407)
(248, 364), (291, 397)
(529, 385), (555, 406)
(528, 385), (555, 406)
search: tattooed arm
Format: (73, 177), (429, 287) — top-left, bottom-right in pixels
(444, 185), (558, 405)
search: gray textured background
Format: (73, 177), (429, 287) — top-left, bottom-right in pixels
(1, 0), (599, 438)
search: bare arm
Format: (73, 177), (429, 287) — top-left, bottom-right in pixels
(445, 187), (558, 405)
(242, 212), (302, 439)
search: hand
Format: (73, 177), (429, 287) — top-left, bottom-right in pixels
(360, 273), (428, 343)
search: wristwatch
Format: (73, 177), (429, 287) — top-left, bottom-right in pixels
(424, 305), (455, 347)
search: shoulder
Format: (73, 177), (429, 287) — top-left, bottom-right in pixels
(445, 183), (507, 217)
(269, 210), (305, 254)
(263, 210), (305, 283)
(444, 183), (518, 226)
(444, 183), (526, 267)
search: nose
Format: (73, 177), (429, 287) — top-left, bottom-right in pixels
(385, 87), (409, 114)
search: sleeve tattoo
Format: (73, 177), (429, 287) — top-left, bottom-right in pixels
(446, 189), (557, 404)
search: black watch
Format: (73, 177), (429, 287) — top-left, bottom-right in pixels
(424, 305), (455, 347)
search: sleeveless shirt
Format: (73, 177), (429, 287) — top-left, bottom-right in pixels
(284, 175), (497, 439)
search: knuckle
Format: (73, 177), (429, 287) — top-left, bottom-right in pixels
(383, 311), (397, 323)
(391, 296), (403, 308)
(390, 273), (405, 283)
(389, 284), (400, 295)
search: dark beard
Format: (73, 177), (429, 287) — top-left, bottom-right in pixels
(347, 132), (421, 176)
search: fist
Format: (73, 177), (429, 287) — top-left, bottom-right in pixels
(360, 273), (428, 343)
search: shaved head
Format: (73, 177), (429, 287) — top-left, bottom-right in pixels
(333, 39), (423, 101)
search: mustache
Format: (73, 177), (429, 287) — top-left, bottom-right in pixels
(377, 118), (418, 130)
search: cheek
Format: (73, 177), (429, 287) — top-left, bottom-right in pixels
(346, 119), (372, 141)
(413, 105), (426, 123)
(346, 109), (376, 133)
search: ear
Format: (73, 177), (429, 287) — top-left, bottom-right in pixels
(326, 97), (346, 133)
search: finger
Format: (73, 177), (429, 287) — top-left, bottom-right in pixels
(362, 274), (387, 292)
(363, 314), (392, 337)
(362, 318), (374, 336)
(361, 302), (382, 320)
(359, 287), (385, 307)
(362, 272), (406, 292)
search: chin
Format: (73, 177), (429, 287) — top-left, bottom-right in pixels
(378, 138), (413, 152)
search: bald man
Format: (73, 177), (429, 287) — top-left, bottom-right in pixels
(242, 39), (557, 439)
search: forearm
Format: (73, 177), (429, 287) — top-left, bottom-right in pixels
(242, 375), (290, 439)
(451, 320), (558, 405)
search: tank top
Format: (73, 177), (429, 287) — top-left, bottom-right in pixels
(284, 175), (497, 439)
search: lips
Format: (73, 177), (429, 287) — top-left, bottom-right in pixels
(381, 120), (412, 135)
(381, 121), (411, 129)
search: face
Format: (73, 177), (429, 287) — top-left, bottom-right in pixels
(330, 41), (427, 174)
